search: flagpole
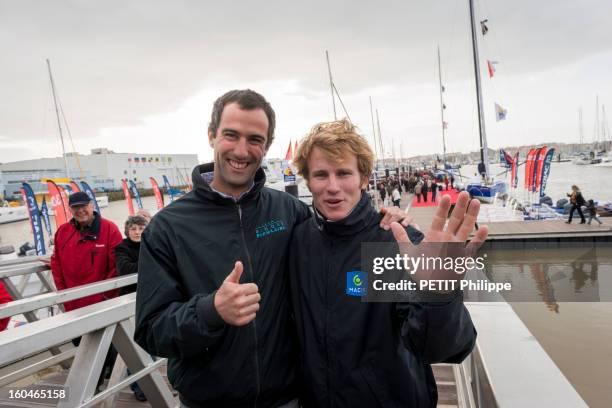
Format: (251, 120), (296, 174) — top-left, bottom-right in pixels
(369, 96), (380, 209)
(468, 0), (490, 182)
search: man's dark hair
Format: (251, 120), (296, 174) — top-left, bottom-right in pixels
(208, 89), (276, 149)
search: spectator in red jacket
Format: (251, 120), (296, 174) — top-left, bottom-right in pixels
(50, 192), (122, 311)
(0, 282), (12, 331)
(50, 191), (123, 390)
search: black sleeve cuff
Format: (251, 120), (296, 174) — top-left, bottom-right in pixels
(197, 291), (226, 329)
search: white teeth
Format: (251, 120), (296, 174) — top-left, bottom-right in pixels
(229, 160), (248, 170)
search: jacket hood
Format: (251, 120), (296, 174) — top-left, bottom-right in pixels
(314, 190), (380, 237)
(191, 162), (267, 205)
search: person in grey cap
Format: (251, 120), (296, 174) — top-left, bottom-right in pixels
(50, 191), (123, 389)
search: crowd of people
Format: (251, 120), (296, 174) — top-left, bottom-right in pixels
(372, 170), (456, 206)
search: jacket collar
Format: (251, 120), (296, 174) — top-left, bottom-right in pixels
(314, 191), (380, 237)
(192, 162), (266, 205)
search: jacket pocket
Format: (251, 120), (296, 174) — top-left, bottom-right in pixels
(359, 361), (396, 408)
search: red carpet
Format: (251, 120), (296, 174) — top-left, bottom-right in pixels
(411, 188), (460, 208)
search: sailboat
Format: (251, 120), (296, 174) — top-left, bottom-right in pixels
(464, 0), (507, 202)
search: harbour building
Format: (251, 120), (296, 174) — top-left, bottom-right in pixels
(0, 148), (198, 199)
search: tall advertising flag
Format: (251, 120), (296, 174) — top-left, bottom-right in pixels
(47, 180), (69, 228)
(162, 175), (174, 202)
(69, 181), (81, 193)
(535, 146), (548, 193)
(539, 148), (555, 198)
(524, 149), (536, 190)
(121, 179), (135, 216)
(531, 147), (545, 193)
(58, 186), (72, 221)
(21, 183), (45, 255)
(149, 177), (164, 210)
(40, 197), (53, 240)
(128, 180), (144, 210)
(80, 181), (100, 214)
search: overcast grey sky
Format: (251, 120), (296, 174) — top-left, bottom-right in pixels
(1, 0), (611, 163)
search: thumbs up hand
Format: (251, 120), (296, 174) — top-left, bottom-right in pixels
(214, 261), (261, 326)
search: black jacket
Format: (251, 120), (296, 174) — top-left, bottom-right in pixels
(134, 163), (311, 408)
(289, 192), (477, 408)
(115, 238), (140, 295)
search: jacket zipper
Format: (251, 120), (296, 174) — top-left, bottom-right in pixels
(238, 204), (261, 407)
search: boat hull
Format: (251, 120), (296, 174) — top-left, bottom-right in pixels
(466, 180), (508, 203)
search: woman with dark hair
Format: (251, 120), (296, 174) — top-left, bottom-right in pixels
(566, 185), (586, 224)
(115, 215), (148, 401)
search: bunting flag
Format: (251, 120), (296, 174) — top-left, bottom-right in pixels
(162, 175), (174, 202)
(535, 146), (548, 193)
(539, 148), (555, 197)
(69, 181), (81, 193)
(480, 19), (489, 35)
(441, 85), (446, 92)
(80, 181), (101, 214)
(47, 180), (69, 228)
(122, 179), (135, 216)
(150, 177), (164, 210)
(285, 140), (293, 161)
(487, 60), (498, 78)
(495, 103), (508, 121)
(511, 152), (519, 188)
(128, 180), (144, 210)
(442, 121), (448, 130)
(21, 183), (46, 255)
(40, 197), (53, 240)
(294, 140), (299, 156)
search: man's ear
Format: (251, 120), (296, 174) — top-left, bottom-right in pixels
(208, 130), (215, 149)
(360, 175), (369, 190)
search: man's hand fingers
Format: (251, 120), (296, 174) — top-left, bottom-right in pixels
(446, 192), (470, 234)
(456, 199), (480, 242)
(401, 215), (413, 227)
(240, 283), (259, 295)
(239, 302), (260, 317)
(390, 222), (413, 246)
(239, 292), (261, 307)
(379, 207), (393, 230)
(466, 225), (489, 257)
(224, 261), (244, 283)
(430, 194), (452, 232)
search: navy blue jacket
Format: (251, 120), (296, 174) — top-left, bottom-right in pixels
(289, 192), (476, 407)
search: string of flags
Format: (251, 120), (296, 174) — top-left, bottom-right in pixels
(480, 19), (508, 121)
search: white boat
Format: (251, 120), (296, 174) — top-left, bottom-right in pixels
(0, 206), (29, 224)
(96, 195), (109, 208)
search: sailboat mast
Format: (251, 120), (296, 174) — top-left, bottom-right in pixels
(376, 109), (386, 168)
(437, 45), (447, 165)
(369, 96), (379, 169)
(468, 0), (489, 180)
(47, 59), (70, 179)
(325, 50), (337, 120)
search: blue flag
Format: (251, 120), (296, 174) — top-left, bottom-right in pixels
(128, 180), (143, 209)
(162, 175), (175, 202)
(80, 181), (101, 214)
(539, 148), (555, 198)
(40, 197), (53, 240)
(22, 183), (46, 255)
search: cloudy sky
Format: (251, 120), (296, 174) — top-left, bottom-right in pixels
(1, 0), (611, 164)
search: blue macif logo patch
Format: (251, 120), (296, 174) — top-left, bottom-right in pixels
(346, 271), (367, 297)
(255, 220), (286, 238)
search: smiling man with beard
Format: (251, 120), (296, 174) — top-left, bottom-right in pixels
(134, 90), (412, 407)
